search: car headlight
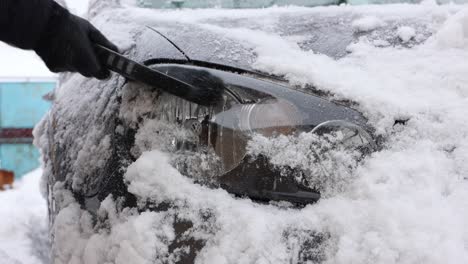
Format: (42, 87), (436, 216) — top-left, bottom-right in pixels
(210, 98), (305, 172)
(238, 98), (303, 136)
(312, 120), (376, 152)
(148, 63), (375, 204)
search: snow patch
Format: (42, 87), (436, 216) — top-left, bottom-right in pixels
(397, 26), (416, 42)
(47, 151), (331, 263)
(0, 169), (48, 264)
(433, 7), (468, 49)
(50, 193), (175, 264)
(352, 16), (386, 32)
(247, 132), (362, 197)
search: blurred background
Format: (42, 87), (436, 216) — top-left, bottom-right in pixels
(0, 0), (88, 181)
(0, 2), (89, 264)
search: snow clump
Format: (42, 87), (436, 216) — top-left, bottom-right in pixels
(432, 7), (468, 49)
(352, 16), (386, 32)
(0, 169), (49, 264)
(397, 26), (416, 42)
(247, 132), (363, 197)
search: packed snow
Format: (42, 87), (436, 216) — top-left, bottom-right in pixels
(35, 2), (468, 264)
(397, 26), (416, 42)
(352, 15), (386, 32)
(0, 169), (48, 264)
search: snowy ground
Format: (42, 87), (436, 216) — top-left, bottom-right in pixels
(0, 169), (48, 264)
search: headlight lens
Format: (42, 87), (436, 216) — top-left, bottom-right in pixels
(238, 98), (303, 136)
(163, 98), (376, 175)
(311, 120), (376, 152)
(210, 98), (304, 172)
(151, 64), (375, 176)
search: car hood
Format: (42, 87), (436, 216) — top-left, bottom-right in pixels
(91, 4), (446, 72)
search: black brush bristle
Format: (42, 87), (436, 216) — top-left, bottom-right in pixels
(184, 69), (225, 106)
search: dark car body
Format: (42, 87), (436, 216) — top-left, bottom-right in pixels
(38, 3), (443, 263)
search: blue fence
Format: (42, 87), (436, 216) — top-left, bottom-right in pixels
(0, 81), (55, 178)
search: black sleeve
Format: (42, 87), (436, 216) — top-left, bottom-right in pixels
(0, 0), (54, 50)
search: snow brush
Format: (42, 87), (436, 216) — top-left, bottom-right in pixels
(94, 44), (224, 106)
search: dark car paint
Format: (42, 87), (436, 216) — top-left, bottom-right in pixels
(46, 12), (421, 260)
(62, 61), (370, 263)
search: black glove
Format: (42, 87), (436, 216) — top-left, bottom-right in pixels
(34, 2), (119, 79)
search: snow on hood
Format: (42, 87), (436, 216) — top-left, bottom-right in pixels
(89, 2), (456, 66)
(37, 3), (468, 264)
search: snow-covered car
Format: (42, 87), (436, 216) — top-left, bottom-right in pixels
(35, 0), (468, 263)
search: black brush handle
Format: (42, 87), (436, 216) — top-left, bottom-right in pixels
(95, 44), (221, 106)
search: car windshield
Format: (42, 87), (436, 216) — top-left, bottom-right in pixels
(137, 0), (463, 8)
(138, 0), (339, 8)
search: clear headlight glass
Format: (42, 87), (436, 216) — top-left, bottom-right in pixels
(311, 120), (376, 152)
(151, 64), (374, 175)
